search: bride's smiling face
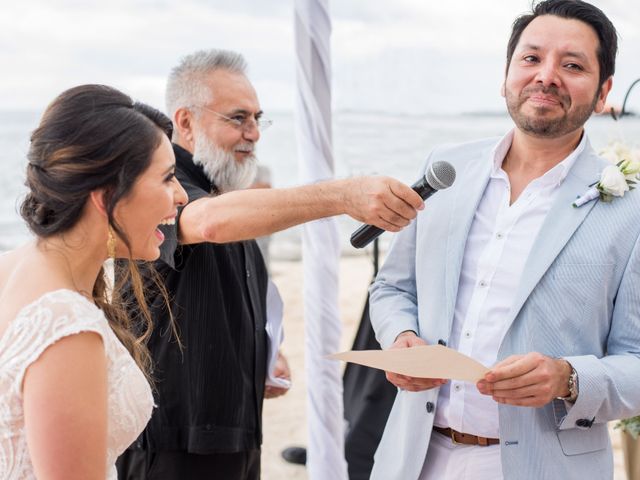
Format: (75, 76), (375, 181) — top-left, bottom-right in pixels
(113, 135), (187, 261)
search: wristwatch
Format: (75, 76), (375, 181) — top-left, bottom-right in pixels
(556, 365), (579, 403)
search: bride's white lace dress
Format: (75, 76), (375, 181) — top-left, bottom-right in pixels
(0, 289), (154, 479)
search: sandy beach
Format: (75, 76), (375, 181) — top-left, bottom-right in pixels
(261, 255), (629, 480)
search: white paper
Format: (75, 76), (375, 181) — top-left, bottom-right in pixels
(265, 279), (291, 389)
(331, 344), (489, 382)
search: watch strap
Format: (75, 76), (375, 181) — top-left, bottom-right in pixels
(556, 366), (578, 402)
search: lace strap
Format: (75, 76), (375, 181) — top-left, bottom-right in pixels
(6, 289), (110, 398)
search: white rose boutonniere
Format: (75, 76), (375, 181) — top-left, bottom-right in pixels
(573, 142), (640, 207)
(599, 164), (630, 198)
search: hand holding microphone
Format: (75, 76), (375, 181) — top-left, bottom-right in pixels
(350, 161), (456, 248)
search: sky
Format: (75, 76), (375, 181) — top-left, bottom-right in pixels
(1, 0), (638, 115)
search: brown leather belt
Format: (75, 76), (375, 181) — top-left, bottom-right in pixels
(433, 426), (500, 446)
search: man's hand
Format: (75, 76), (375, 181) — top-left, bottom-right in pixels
(384, 331), (447, 392)
(343, 177), (424, 232)
(265, 351), (291, 399)
(477, 353), (572, 407)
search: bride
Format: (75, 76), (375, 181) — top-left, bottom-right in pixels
(0, 84), (187, 479)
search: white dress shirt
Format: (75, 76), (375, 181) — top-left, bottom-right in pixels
(422, 131), (586, 478)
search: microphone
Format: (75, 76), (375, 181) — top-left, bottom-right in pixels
(350, 161), (456, 248)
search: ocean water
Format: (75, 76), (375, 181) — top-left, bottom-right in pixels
(1, 110), (639, 258)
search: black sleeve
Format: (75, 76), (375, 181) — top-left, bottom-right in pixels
(158, 168), (211, 270)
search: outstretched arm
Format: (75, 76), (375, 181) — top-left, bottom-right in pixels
(179, 176), (424, 244)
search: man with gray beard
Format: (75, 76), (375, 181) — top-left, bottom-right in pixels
(192, 124), (259, 194)
(116, 49), (425, 480)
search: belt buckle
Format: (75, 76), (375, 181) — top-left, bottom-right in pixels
(450, 429), (462, 445)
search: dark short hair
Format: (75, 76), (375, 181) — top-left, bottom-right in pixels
(506, 0), (617, 87)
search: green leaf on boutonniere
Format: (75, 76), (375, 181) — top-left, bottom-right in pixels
(616, 416), (640, 439)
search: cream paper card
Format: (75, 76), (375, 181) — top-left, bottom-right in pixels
(331, 344), (489, 382)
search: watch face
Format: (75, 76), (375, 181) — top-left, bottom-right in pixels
(557, 368), (578, 402)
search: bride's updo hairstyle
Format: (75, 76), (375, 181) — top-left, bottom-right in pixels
(20, 84), (173, 379)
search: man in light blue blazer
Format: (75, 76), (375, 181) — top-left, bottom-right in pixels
(369, 1), (640, 478)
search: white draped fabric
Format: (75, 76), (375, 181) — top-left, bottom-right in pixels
(294, 0), (348, 478)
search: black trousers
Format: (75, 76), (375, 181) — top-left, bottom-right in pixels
(116, 448), (261, 480)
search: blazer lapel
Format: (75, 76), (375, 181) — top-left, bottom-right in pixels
(444, 155), (492, 326)
(505, 147), (606, 327)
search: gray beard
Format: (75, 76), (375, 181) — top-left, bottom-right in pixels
(192, 134), (258, 193)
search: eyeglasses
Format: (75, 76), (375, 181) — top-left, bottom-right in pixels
(195, 106), (273, 132)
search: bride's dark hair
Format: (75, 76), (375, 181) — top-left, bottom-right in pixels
(21, 84), (173, 380)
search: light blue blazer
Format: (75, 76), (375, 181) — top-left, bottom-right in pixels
(369, 137), (640, 480)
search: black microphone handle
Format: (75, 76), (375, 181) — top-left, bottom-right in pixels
(350, 178), (438, 249)
(350, 223), (385, 249)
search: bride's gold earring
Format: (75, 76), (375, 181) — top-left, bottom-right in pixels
(107, 226), (116, 259)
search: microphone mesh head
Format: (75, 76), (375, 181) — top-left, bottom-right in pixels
(426, 161), (456, 190)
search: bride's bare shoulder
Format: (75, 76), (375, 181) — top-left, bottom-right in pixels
(0, 244), (76, 335)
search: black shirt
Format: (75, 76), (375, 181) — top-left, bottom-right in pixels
(142, 144), (268, 454)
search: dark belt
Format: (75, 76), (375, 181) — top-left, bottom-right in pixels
(433, 426), (500, 447)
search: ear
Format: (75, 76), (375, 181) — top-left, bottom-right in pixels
(89, 189), (109, 218)
(173, 107), (196, 153)
(593, 77), (613, 114)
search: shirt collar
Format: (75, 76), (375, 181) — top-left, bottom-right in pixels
(173, 143), (220, 194)
(490, 129), (586, 188)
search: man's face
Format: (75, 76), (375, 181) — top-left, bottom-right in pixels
(192, 70), (261, 191)
(503, 15), (611, 139)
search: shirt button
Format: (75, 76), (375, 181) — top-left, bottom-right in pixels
(496, 232), (504, 239)
(437, 339), (447, 346)
(454, 384), (461, 392)
(426, 402), (435, 413)
(479, 280), (488, 287)
(246, 268), (251, 278)
(464, 331), (471, 339)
